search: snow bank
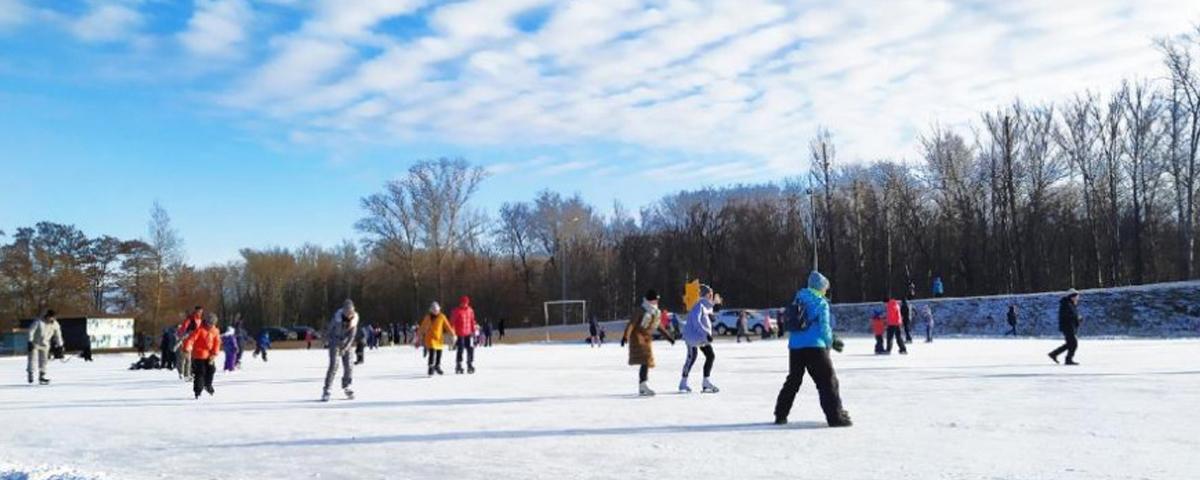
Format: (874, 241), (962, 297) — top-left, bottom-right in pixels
(829, 280), (1200, 337)
(0, 464), (105, 480)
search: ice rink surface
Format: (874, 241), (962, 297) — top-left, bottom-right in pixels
(2, 337), (1198, 480)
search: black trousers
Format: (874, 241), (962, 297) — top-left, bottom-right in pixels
(455, 336), (475, 368)
(902, 318), (913, 342)
(638, 364), (649, 383)
(1050, 331), (1078, 362)
(355, 342), (365, 364)
(192, 359), (215, 396)
(427, 349), (443, 368)
(774, 348), (845, 422)
(682, 345), (715, 378)
(886, 326), (906, 353)
(873, 335), (884, 353)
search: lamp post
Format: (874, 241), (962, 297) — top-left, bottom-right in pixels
(561, 216), (581, 326)
(806, 188), (818, 271)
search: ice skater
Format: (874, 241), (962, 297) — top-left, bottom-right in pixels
(1048, 290), (1082, 365)
(679, 283), (721, 394)
(321, 299), (360, 402)
(885, 299), (907, 354)
(254, 329), (271, 362)
(160, 329), (176, 371)
(871, 309), (886, 354)
(182, 314), (222, 399)
(176, 306), (204, 380)
(354, 324), (368, 365)
(221, 326), (239, 372)
(774, 271), (852, 427)
(26, 309), (63, 385)
(621, 289), (676, 396)
(735, 311), (752, 343)
(901, 297), (914, 343)
(418, 302), (455, 376)
(588, 316), (601, 347)
(450, 296), (478, 374)
(1006, 304), (1019, 336)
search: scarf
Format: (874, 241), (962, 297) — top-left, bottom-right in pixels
(639, 300), (660, 329)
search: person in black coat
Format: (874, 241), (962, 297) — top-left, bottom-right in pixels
(900, 297), (914, 343)
(1048, 290), (1082, 365)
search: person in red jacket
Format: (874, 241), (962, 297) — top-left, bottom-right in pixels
(183, 313), (222, 399)
(871, 310), (886, 354)
(450, 296), (478, 374)
(175, 306), (204, 381)
(885, 299), (907, 354)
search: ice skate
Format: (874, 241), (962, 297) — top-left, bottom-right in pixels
(467, 365), (475, 374)
(321, 391), (331, 402)
(702, 378), (719, 393)
(344, 388), (355, 400)
(1064, 360), (1080, 366)
(435, 366), (445, 375)
(38, 375), (50, 385)
(774, 416), (788, 425)
(427, 366), (434, 377)
(678, 378), (692, 393)
(205, 385), (214, 395)
(638, 382), (656, 397)
(1048, 352), (1060, 364)
(455, 365), (464, 374)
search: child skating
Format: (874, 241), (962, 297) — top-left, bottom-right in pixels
(620, 289), (675, 396)
(871, 310), (886, 354)
(221, 326), (239, 372)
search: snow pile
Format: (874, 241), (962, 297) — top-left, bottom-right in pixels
(830, 280), (1200, 337)
(0, 464), (105, 480)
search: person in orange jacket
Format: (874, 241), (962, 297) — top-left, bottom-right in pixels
(885, 299), (907, 354)
(450, 296), (478, 374)
(175, 306), (204, 381)
(182, 313), (222, 399)
(417, 302), (456, 376)
(871, 310), (886, 354)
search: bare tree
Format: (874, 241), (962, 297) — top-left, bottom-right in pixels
(1122, 80), (1166, 284)
(1057, 93), (1105, 286)
(1160, 30), (1200, 279)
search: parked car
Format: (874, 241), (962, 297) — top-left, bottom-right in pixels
(290, 325), (321, 341)
(713, 309), (775, 336)
(263, 327), (296, 342)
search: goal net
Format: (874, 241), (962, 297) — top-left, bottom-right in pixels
(543, 300), (587, 328)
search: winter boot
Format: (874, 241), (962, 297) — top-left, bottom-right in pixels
(344, 388), (355, 400)
(435, 366), (445, 375)
(455, 364), (464, 374)
(638, 382), (656, 397)
(38, 375), (50, 385)
(1064, 360), (1080, 366)
(321, 391), (331, 402)
(827, 410), (853, 428)
(702, 378), (719, 394)
(206, 385), (215, 396)
(427, 366), (435, 377)
(678, 377), (692, 393)
(1048, 352), (1060, 364)
(774, 416), (788, 425)
(27, 371), (33, 384)
(467, 365), (475, 374)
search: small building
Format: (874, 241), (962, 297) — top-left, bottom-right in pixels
(14, 316), (135, 353)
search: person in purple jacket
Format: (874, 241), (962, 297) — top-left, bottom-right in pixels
(220, 326), (239, 372)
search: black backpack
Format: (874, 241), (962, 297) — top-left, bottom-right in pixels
(783, 300), (811, 332)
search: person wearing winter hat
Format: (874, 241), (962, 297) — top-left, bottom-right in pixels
(417, 301), (455, 376)
(220, 325), (240, 372)
(1049, 289), (1083, 365)
(774, 271), (852, 427)
(450, 295), (478, 374)
(680, 283), (722, 394)
(870, 309), (886, 354)
(621, 289), (676, 396)
(321, 299), (359, 401)
(26, 309), (63, 385)
(183, 313), (222, 399)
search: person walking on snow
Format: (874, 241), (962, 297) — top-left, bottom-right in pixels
(1049, 290), (1083, 365)
(735, 311), (753, 343)
(621, 289), (676, 396)
(1006, 304), (1019, 336)
(774, 271), (852, 427)
(254, 329), (271, 362)
(26, 309), (64, 385)
(220, 326), (240, 372)
(418, 302), (455, 376)
(885, 299), (907, 354)
(450, 296), (478, 374)
(871, 310), (886, 354)
(680, 284), (722, 394)
(321, 300), (359, 402)
(182, 314), (222, 399)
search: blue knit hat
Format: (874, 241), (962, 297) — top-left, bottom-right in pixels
(808, 271), (830, 291)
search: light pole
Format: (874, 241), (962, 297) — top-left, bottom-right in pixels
(806, 188), (818, 271)
(561, 216), (581, 325)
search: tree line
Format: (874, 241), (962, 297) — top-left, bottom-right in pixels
(4, 27), (1200, 333)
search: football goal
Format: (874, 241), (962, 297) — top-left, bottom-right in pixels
(542, 300), (587, 342)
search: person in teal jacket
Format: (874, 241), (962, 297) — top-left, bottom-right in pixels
(773, 271), (852, 427)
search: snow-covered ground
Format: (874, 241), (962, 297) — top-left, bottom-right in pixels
(2, 337), (1198, 480)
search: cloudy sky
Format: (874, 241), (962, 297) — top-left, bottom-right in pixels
(2, 0), (1198, 264)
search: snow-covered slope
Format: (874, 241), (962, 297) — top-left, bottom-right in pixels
(830, 280), (1200, 337)
(2, 338), (1198, 479)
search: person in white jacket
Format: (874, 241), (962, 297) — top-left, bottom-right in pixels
(27, 309), (64, 385)
(321, 299), (360, 402)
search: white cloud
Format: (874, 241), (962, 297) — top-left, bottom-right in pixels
(179, 0), (253, 57)
(177, 0), (1200, 180)
(0, 0), (31, 31)
(69, 3), (142, 43)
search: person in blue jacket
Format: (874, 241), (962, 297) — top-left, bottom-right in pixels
(773, 271), (852, 427)
(254, 330), (272, 362)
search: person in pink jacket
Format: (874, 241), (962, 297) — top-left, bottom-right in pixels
(450, 296), (478, 374)
(885, 299), (907, 354)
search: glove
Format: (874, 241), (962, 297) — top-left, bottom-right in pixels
(831, 335), (845, 353)
(620, 338), (627, 347)
(706, 334), (713, 343)
(668, 336), (676, 346)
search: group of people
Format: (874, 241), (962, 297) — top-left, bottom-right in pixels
(870, 297), (935, 355)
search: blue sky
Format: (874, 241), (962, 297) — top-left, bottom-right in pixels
(1, 0), (1198, 265)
